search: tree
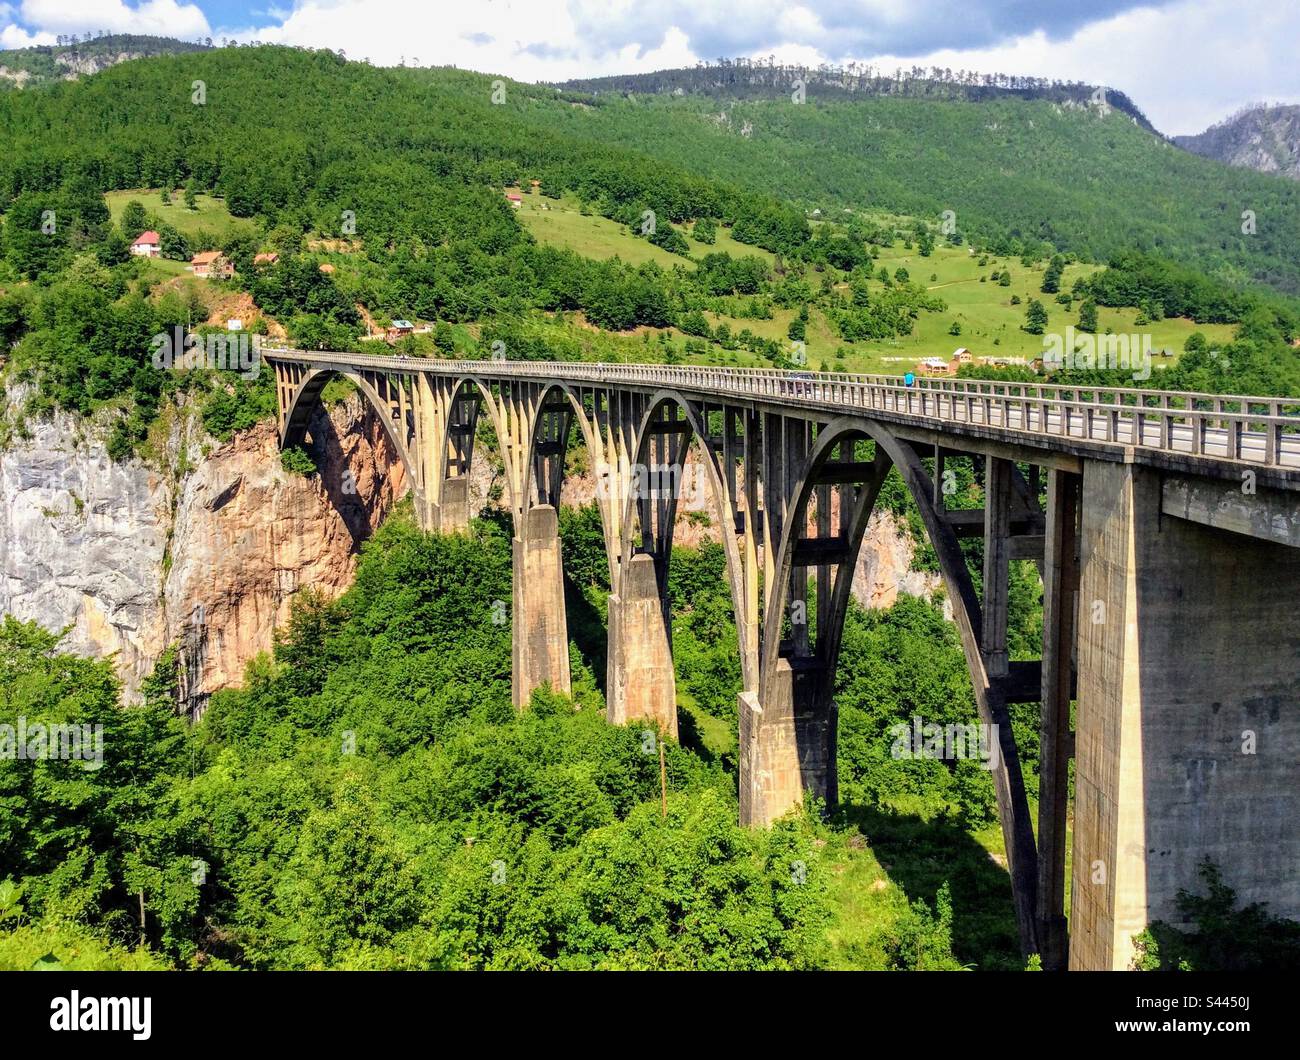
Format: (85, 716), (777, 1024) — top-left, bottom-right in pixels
(679, 308), (711, 338)
(1078, 299), (1098, 333)
(159, 187), (172, 206)
(157, 224), (190, 261)
(97, 227), (131, 267)
(1041, 255), (1063, 294)
(1023, 299), (1048, 335)
(184, 182), (198, 210)
(121, 200), (149, 239)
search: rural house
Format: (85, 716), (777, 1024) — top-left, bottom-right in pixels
(130, 230), (161, 258)
(190, 250), (233, 279)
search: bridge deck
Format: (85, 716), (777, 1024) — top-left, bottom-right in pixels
(263, 347), (1300, 480)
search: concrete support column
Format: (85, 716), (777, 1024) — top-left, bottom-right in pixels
(982, 456), (1012, 678)
(739, 662), (836, 826)
(511, 505), (570, 709)
(606, 553), (677, 737)
(1037, 468), (1079, 971)
(1070, 461), (1300, 970)
(440, 476), (470, 533)
(411, 490), (435, 533)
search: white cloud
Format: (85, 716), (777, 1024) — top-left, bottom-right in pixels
(848, 0), (1300, 134)
(17, 0), (210, 38)
(220, 0), (698, 83)
(0, 22), (53, 47)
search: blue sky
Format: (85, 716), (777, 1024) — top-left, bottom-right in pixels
(1, 1), (1297, 134)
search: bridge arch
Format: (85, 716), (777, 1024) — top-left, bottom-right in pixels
(280, 365), (421, 497)
(754, 415), (1039, 951)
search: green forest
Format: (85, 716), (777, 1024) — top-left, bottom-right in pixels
(3, 499), (1292, 970)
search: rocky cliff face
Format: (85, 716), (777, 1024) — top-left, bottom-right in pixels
(0, 36), (208, 90)
(0, 390), (403, 716)
(1, 396), (935, 713)
(1174, 104), (1300, 180)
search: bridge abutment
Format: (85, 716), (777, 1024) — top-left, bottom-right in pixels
(1070, 461), (1300, 970)
(511, 504), (571, 709)
(606, 553), (677, 737)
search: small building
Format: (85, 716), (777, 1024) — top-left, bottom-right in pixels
(529, 179), (541, 193)
(190, 250), (233, 279)
(318, 263), (336, 274)
(253, 252), (279, 266)
(387, 319), (415, 342)
(917, 357), (951, 376)
(131, 230), (161, 258)
(505, 190), (523, 209)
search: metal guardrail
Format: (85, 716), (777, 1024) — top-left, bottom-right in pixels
(262, 346), (1300, 470)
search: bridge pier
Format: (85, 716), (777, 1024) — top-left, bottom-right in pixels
(606, 553), (678, 737)
(511, 504), (571, 709)
(739, 661), (835, 826)
(1070, 461), (1300, 970)
(438, 477), (471, 533)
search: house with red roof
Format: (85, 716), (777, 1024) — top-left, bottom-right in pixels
(130, 231), (161, 258)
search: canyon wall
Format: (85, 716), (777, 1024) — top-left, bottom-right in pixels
(0, 389), (402, 716)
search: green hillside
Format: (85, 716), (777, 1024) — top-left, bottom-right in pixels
(518, 198), (1238, 371)
(516, 81), (1300, 296)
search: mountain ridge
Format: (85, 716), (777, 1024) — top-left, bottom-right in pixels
(552, 60), (1160, 135)
(0, 32), (209, 89)
(1175, 103), (1300, 181)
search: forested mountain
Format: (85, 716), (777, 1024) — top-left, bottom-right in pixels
(1175, 104), (1300, 181)
(555, 59), (1158, 133)
(1, 45), (1298, 295)
(0, 33), (208, 90)
(1, 43), (1297, 467)
(531, 74), (1300, 296)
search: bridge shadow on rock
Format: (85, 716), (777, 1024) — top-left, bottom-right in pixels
(837, 801), (1022, 970)
(303, 402), (399, 548)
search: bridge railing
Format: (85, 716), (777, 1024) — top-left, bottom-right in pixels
(261, 347), (1300, 469)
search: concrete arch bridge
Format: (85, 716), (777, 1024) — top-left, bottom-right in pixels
(266, 346), (1300, 970)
